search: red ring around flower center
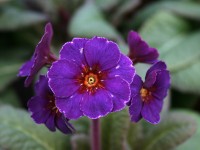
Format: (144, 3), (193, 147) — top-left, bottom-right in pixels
(140, 88), (152, 102)
(84, 73), (98, 87)
(47, 94), (61, 116)
(78, 65), (106, 94)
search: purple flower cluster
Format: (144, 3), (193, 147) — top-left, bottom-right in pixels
(18, 23), (170, 134)
(127, 31), (170, 124)
(28, 75), (75, 134)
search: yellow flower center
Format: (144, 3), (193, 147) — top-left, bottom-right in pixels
(84, 73), (98, 87)
(140, 88), (151, 102)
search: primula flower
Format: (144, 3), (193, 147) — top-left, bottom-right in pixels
(128, 31), (159, 64)
(48, 37), (135, 119)
(18, 23), (57, 87)
(129, 61), (170, 124)
(28, 75), (75, 134)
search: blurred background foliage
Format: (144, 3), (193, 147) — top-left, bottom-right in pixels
(0, 0), (200, 149)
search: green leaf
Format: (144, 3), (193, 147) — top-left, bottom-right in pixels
(141, 111), (197, 150)
(140, 11), (200, 94)
(101, 108), (130, 150)
(68, 1), (122, 42)
(171, 60), (200, 94)
(140, 11), (190, 50)
(0, 7), (47, 31)
(133, 1), (200, 28)
(0, 105), (71, 150)
(127, 122), (143, 150)
(160, 1), (200, 20)
(175, 110), (200, 150)
(95, 0), (121, 10)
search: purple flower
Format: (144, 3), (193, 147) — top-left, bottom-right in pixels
(129, 61), (170, 124)
(28, 75), (75, 134)
(48, 37), (135, 119)
(18, 23), (57, 87)
(128, 31), (159, 64)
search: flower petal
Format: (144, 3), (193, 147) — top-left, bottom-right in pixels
(48, 60), (81, 79)
(130, 74), (143, 98)
(34, 75), (52, 98)
(129, 94), (143, 122)
(141, 98), (163, 124)
(152, 70), (170, 100)
(80, 90), (113, 119)
(28, 96), (51, 124)
(28, 96), (48, 113)
(55, 117), (74, 134)
(45, 113), (56, 132)
(108, 54), (135, 84)
(128, 31), (159, 64)
(60, 38), (88, 65)
(48, 78), (80, 98)
(18, 60), (34, 77)
(146, 61), (167, 78)
(25, 23), (53, 87)
(103, 76), (130, 112)
(143, 71), (157, 89)
(35, 22), (53, 59)
(56, 93), (83, 119)
(84, 37), (120, 71)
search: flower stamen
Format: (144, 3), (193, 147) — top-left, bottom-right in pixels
(84, 73), (98, 87)
(140, 88), (151, 102)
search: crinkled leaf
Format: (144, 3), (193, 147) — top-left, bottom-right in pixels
(0, 7), (47, 31)
(133, 1), (200, 28)
(141, 111), (197, 150)
(127, 122), (143, 150)
(101, 108), (130, 150)
(140, 11), (190, 50)
(171, 61), (200, 94)
(160, 1), (200, 20)
(0, 105), (71, 150)
(140, 11), (200, 94)
(95, 0), (121, 10)
(175, 110), (200, 150)
(68, 2), (122, 42)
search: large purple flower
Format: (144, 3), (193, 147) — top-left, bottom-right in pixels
(18, 23), (57, 87)
(129, 61), (170, 124)
(128, 31), (159, 64)
(48, 37), (135, 119)
(28, 75), (75, 134)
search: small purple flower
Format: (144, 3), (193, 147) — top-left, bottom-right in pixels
(128, 31), (159, 64)
(48, 37), (135, 119)
(28, 75), (75, 134)
(18, 23), (57, 87)
(129, 61), (170, 124)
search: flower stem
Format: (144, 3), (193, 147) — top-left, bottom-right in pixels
(91, 119), (101, 150)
